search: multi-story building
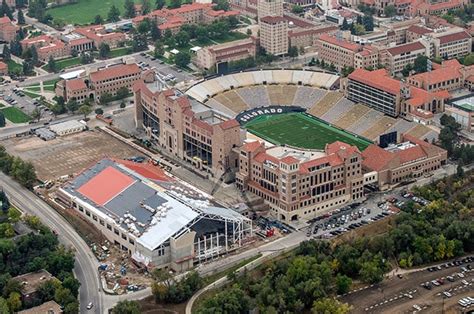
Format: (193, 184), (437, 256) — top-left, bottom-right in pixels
(362, 134), (447, 189)
(432, 29), (472, 59)
(57, 158), (251, 271)
(260, 16), (288, 56)
(288, 26), (338, 50)
(236, 140), (365, 222)
(20, 35), (69, 61)
(194, 37), (257, 70)
(133, 3), (239, 35)
(408, 59), (474, 92)
(342, 68), (448, 118)
(134, 80), (242, 178)
(410, 0), (468, 16)
(74, 25), (126, 48)
(445, 95), (474, 132)
(406, 25), (432, 42)
(382, 40), (428, 75)
(257, 0), (283, 22)
(315, 34), (379, 71)
(55, 62), (142, 102)
(0, 16), (18, 43)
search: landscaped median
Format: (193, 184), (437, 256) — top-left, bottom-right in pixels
(0, 107), (31, 123)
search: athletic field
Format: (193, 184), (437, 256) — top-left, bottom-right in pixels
(245, 113), (372, 151)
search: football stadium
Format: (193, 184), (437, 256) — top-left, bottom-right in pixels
(185, 69), (438, 150)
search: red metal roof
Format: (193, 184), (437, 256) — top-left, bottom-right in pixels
(348, 68), (401, 95)
(387, 41), (425, 56)
(115, 159), (171, 182)
(438, 31), (471, 44)
(318, 34), (361, 52)
(90, 63), (140, 82)
(77, 166), (135, 205)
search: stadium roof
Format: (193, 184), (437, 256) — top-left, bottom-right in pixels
(62, 158), (247, 251)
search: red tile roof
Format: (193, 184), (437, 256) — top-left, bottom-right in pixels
(318, 34), (361, 52)
(219, 119), (239, 130)
(288, 26), (338, 38)
(241, 141), (263, 152)
(438, 31), (471, 44)
(90, 63), (140, 82)
(348, 68), (401, 95)
(260, 16), (287, 24)
(407, 25), (431, 35)
(326, 141), (360, 158)
(77, 166), (135, 205)
(361, 144), (393, 171)
(66, 78), (87, 91)
(0, 61), (7, 71)
(387, 41), (425, 56)
(0, 16), (11, 24)
(254, 152), (280, 164)
(280, 156), (299, 164)
(115, 159), (171, 182)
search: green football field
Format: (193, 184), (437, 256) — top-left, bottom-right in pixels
(245, 113), (372, 151)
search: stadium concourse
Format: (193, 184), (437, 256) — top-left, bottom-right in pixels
(185, 69), (439, 144)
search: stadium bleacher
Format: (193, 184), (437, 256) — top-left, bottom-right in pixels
(308, 91), (344, 117)
(334, 104), (371, 130)
(361, 116), (396, 141)
(347, 109), (384, 135)
(320, 98), (353, 123)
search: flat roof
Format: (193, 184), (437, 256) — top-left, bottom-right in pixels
(60, 69), (85, 80)
(452, 96), (474, 112)
(49, 120), (85, 133)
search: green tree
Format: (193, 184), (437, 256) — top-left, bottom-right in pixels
(155, 0), (165, 9)
(124, 0), (136, 18)
(141, 0), (151, 14)
(107, 5), (121, 22)
(359, 260), (384, 284)
(94, 108), (104, 115)
(413, 55), (428, 73)
(6, 292), (20, 313)
(2, 45), (10, 62)
(154, 41), (165, 57)
(115, 86), (129, 99)
(66, 98), (79, 113)
(64, 300), (79, 314)
(352, 23), (365, 35)
(0, 0), (13, 20)
(62, 276), (80, 298)
(288, 46), (298, 58)
(384, 5), (396, 17)
(362, 14), (374, 32)
(197, 285), (249, 314)
(462, 53), (474, 66)
(112, 300), (141, 314)
(94, 14), (104, 25)
(335, 274), (352, 295)
(312, 298), (351, 314)
(176, 31), (190, 47)
(169, 0), (181, 9)
(99, 43), (111, 59)
(213, 0), (229, 11)
(175, 52), (190, 68)
(54, 287), (74, 307)
(99, 92), (113, 106)
(31, 107), (42, 122)
(341, 17), (349, 30)
(291, 4), (303, 14)
(0, 297), (9, 314)
(131, 34), (148, 52)
(137, 19), (151, 34)
(0, 112), (5, 128)
(17, 9), (25, 25)
(78, 104), (92, 120)
(38, 279), (61, 302)
(150, 20), (160, 41)
(47, 56), (57, 73)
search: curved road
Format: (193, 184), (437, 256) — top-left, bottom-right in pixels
(0, 173), (103, 313)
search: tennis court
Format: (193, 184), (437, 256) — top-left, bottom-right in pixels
(245, 112), (372, 151)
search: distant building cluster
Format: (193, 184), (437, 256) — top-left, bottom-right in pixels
(132, 3), (239, 34)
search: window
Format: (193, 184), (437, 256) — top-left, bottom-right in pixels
(129, 238), (135, 245)
(122, 234), (127, 240)
(114, 228), (119, 235)
(107, 224), (112, 230)
(85, 210), (91, 217)
(99, 219), (105, 226)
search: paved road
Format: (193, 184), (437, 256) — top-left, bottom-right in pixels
(0, 173), (103, 313)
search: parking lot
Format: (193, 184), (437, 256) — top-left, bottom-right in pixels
(134, 53), (196, 83)
(2, 129), (144, 180)
(342, 256), (474, 313)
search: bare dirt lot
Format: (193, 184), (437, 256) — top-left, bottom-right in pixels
(2, 129), (143, 180)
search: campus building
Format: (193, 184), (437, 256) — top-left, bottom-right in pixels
(57, 158), (252, 271)
(20, 35), (69, 62)
(0, 16), (18, 43)
(74, 25), (126, 48)
(362, 134), (447, 189)
(381, 41), (429, 75)
(193, 37), (257, 70)
(259, 16), (288, 56)
(55, 62), (142, 103)
(445, 95), (474, 132)
(257, 0), (283, 22)
(288, 26), (338, 50)
(0, 61), (7, 75)
(408, 59), (474, 92)
(315, 34), (379, 71)
(236, 141), (365, 222)
(342, 68), (448, 119)
(132, 3), (239, 35)
(134, 80), (242, 179)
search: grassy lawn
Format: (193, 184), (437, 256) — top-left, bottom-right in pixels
(1, 107), (31, 123)
(44, 85), (56, 92)
(6, 60), (22, 73)
(44, 78), (60, 86)
(108, 47), (131, 58)
(23, 90), (41, 98)
(213, 32), (248, 44)
(245, 113), (372, 151)
(25, 86), (41, 92)
(54, 57), (81, 70)
(47, 0), (139, 25)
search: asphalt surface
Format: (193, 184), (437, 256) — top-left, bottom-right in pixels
(342, 257), (474, 313)
(0, 173), (102, 313)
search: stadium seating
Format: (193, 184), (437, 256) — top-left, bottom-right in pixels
(292, 87), (327, 108)
(204, 98), (238, 117)
(348, 109), (384, 135)
(236, 86), (271, 108)
(334, 104), (371, 130)
(361, 116), (397, 141)
(320, 98), (353, 123)
(308, 91), (343, 117)
(272, 70), (293, 84)
(406, 124), (432, 139)
(215, 90), (250, 113)
(233, 72), (256, 86)
(386, 119), (415, 136)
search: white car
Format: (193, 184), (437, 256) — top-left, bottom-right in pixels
(87, 302), (93, 310)
(443, 291), (452, 298)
